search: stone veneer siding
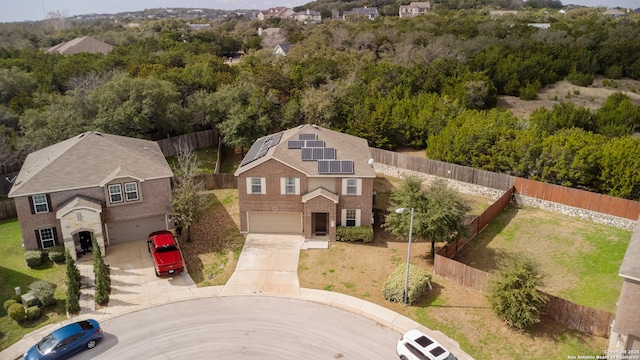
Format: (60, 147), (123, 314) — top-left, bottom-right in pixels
(374, 163), (636, 230)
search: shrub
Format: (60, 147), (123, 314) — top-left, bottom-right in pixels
(567, 70), (594, 87)
(336, 226), (374, 243)
(605, 65), (623, 79)
(518, 80), (541, 100)
(382, 263), (431, 305)
(93, 239), (110, 306)
(486, 254), (548, 330)
(29, 280), (56, 307)
(8, 303), (26, 322)
(4, 299), (18, 311)
(48, 245), (66, 263)
(26, 306), (42, 320)
(25, 250), (43, 268)
(65, 250), (81, 314)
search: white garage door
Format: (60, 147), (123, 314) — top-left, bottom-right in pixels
(248, 212), (302, 234)
(106, 215), (167, 245)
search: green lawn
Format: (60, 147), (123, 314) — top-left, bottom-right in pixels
(166, 146), (218, 175)
(0, 218), (67, 351)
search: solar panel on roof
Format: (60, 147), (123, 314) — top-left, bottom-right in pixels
(299, 133), (317, 141)
(271, 132), (283, 145)
(305, 140), (324, 148)
(330, 160), (341, 173)
(318, 160), (330, 174)
(239, 137), (266, 167)
(312, 148), (324, 160)
(341, 160), (354, 174)
(324, 148), (336, 160)
(301, 148), (314, 161)
(288, 140), (305, 149)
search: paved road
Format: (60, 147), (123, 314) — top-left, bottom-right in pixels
(72, 296), (401, 360)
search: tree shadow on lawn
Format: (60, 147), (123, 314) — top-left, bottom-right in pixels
(522, 315), (605, 351)
(453, 206), (520, 274)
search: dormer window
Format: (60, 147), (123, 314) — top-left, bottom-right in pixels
(109, 184), (123, 203)
(125, 182), (139, 201)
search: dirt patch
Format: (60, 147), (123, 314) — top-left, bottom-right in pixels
(498, 77), (640, 119)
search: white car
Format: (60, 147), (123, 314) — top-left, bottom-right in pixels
(396, 329), (458, 360)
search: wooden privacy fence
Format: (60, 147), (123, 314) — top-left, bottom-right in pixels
(0, 200), (16, 220)
(195, 173), (237, 190)
(156, 129), (218, 157)
(370, 148), (515, 191)
(433, 254), (614, 337)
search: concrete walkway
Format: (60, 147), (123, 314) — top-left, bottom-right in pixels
(1, 235), (473, 360)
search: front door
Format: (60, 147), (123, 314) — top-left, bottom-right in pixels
(313, 213), (328, 236)
(78, 231), (93, 256)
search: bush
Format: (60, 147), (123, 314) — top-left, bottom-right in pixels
(8, 303), (26, 322)
(605, 65), (623, 79)
(65, 250), (81, 314)
(3, 299), (18, 311)
(25, 250), (43, 268)
(382, 263), (431, 305)
(26, 306), (42, 320)
(48, 245), (66, 263)
(567, 70), (594, 87)
(336, 226), (374, 243)
(487, 254), (548, 330)
(93, 239), (110, 306)
(518, 80), (541, 100)
(29, 280), (56, 307)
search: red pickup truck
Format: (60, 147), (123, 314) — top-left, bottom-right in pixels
(147, 230), (184, 277)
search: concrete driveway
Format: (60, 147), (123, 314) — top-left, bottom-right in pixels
(99, 240), (197, 316)
(219, 234), (305, 297)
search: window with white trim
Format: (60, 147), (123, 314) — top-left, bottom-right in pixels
(346, 179), (358, 195)
(346, 209), (357, 227)
(124, 182), (139, 201)
(342, 178), (362, 196)
(32, 194), (49, 213)
(109, 184), (123, 203)
(38, 228), (55, 249)
(281, 177), (300, 195)
(252, 178), (262, 194)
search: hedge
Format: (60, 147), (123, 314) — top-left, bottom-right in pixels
(25, 250), (43, 268)
(382, 263), (432, 305)
(48, 245), (66, 263)
(8, 303), (26, 322)
(336, 226), (374, 243)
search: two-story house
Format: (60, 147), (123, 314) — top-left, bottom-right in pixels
(343, 7), (379, 20)
(8, 132), (174, 259)
(234, 124), (375, 241)
(293, 9), (322, 24)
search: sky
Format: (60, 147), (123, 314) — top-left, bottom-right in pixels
(0, 0), (637, 23)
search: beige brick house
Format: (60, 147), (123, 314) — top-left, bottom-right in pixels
(234, 124), (375, 241)
(8, 132), (173, 259)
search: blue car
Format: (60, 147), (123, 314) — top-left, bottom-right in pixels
(24, 319), (103, 360)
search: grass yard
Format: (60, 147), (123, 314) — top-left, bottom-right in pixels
(0, 218), (67, 351)
(455, 206), (631, 312)
(166, 146), (218, 174)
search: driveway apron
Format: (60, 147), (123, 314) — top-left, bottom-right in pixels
(219, 234), (305, 297)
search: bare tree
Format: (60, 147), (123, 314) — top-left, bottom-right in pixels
(171, 146), (208, 242)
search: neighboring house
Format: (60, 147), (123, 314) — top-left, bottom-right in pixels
(609, 220), (640, 351)
(343, 7), (379, 20)
(258, 27), (286, 50)
(399, 2), (431, 18)
(274, 43), (291, 56)
(293, 9), (322, 24)
(234, 124), (376, 241)
(603, 8), (628, 17)
(8, 132), (174, 260)
(188, 23), (211, 30)
(489, 10), (517, 19)
(528, 23), (551, 29)
(45, 36), (113, 55)
(258, 7), (295, 21)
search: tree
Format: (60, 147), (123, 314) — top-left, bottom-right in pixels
(65, 250), (81, 314)
(171, 147), (208, 242)
(93, 238), (110, 306)
(487, 254), (548, 329)
(383, 177), (470, 259)
(598, 137), (640, 201)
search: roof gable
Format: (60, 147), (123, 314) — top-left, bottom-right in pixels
(9, 132), (173, 197)
(46, 36), (113, 55)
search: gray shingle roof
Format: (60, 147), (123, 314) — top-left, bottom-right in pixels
(234, 124), (376, 178)
(46, 36), (113, 55)
(619, 217), (640, 281)
(8, 132), (173, 197)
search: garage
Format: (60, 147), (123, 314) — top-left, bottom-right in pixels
(106, 215), (167, 245)
(248, 212), (302, 234)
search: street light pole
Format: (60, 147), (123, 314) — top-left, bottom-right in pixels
(396, 207), (414, 305)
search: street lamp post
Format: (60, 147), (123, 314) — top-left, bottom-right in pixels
(396, 207), (414, 305)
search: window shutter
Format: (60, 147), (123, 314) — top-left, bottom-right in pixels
(341, 209), (346, 226)
(295, 178), (300, 195)
(341, 179), (347, 195)
(261, 178), (266, 194)
(35, 230), (41, 249)
(29, 196), (35, 214)
(52, 227), (59, 245)
(245, 177), (252, 194)
(355, 209), (361, 226)
(46, 194), (52, 211)
(280, 178), (286, 195)
(356, 179), (362, 196)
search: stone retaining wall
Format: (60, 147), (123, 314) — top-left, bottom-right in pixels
(374, 163), (636, 230)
